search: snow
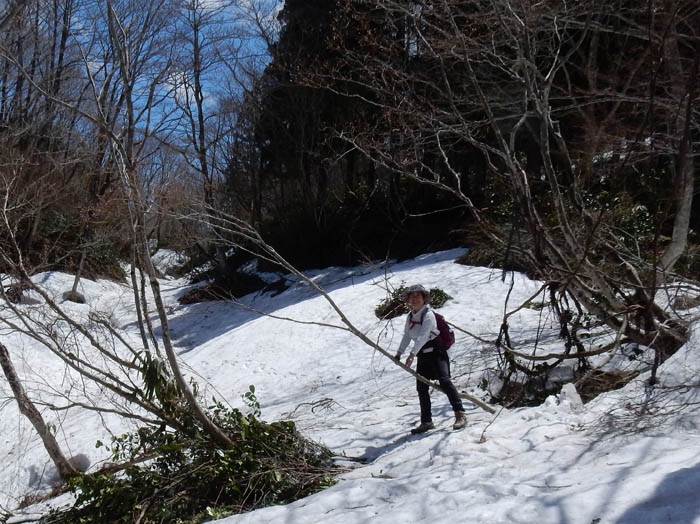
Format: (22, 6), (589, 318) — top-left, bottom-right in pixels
(3, 249), (700, 523)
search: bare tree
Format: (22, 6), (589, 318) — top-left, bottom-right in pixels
(167, 0), (240, 275)
(167, 0), (279, 272)
(0, 0), (236, 449)
(98, 0), (234, 446)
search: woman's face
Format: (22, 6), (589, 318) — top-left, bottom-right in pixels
(406, 291), (426, 312)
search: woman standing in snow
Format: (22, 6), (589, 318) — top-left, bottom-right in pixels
(394, 284), (466, 433)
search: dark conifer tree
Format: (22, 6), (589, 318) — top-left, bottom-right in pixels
(249, 0), (468, 269)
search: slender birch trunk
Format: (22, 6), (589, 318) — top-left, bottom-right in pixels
(0, 342), (76, 480)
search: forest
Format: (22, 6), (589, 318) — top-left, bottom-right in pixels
(0, 0), (698, 521)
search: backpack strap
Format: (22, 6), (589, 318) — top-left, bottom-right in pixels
(409, 307), (430, 329)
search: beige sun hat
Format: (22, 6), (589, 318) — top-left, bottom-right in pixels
(401, 284), (430, 303)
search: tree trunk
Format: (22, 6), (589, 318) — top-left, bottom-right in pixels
(136, 234), (235, 448)
(659, 47), (699, 272)
(0, 342), (77, 480)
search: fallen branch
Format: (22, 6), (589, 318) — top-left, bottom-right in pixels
(195, 208), (497, 414)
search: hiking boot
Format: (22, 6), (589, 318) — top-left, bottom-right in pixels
(410, 422), (435, 434)
(453, 412), (467, 430)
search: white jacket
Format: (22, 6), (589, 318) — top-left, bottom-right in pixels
(396, 305), (439, 356)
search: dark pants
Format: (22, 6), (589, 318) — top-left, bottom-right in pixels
(416, 344), (464, 424)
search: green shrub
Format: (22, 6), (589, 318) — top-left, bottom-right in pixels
(42, 387), (336, 524)
(428, 288), (452, 309)
(374, 283), (452, 320)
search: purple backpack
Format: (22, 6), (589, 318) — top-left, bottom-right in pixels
(433, 312), (455, 350)
(414, 309), (455, 350)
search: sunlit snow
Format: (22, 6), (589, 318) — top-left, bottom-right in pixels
(3, 249), (700, 523)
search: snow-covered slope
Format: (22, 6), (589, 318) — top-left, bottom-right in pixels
(3, 249), (700, 523)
